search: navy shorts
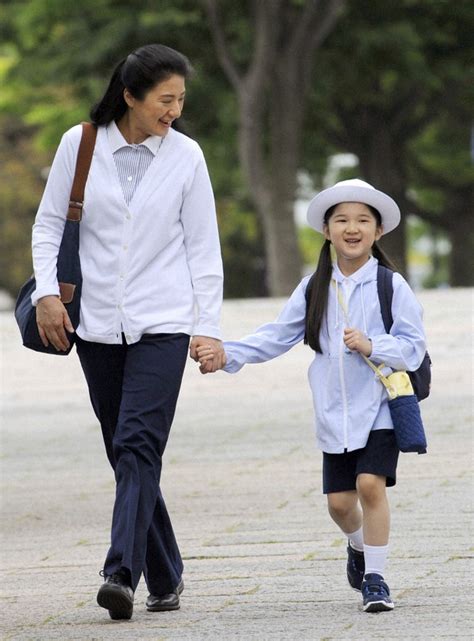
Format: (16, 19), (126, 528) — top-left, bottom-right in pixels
(322, 429), (399, 494)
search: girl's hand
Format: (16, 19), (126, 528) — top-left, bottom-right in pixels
(343, 328), (372, 357)
(36, 295), (74, 351)
(196, 345), (227, 374)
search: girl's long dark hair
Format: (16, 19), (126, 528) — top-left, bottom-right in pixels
(304, 205), (397, 353)
(90, 44), (192, 127)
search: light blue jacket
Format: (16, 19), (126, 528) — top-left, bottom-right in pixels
(223, 257), (426, 453)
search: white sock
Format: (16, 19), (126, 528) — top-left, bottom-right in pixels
(344, 526), (364, 552)
(363, 543), (389, 577)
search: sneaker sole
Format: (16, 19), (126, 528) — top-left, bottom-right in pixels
(97, 585), (133, 620)
(363, 599), (395, 612)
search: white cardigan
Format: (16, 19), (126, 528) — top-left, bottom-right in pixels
(32, 124), (223, 344)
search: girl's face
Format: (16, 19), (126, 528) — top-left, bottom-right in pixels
(323, 202), (383, 274)
(123, 74), (186, 141)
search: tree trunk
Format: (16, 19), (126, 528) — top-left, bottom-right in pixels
(357, 126), (409, 276)
(258, 195), (302, 295)
(377, 196), (408, 277)
(446, 187), (474, 287)
(237, 91), (302, 295)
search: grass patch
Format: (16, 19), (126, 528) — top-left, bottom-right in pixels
(242, 584), (260, 595)
(330, 538), (344, 547)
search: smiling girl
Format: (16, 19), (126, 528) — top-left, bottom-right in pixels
(197, 179), (427, 613)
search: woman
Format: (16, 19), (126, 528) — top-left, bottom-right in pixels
(31, 44), (225, 620)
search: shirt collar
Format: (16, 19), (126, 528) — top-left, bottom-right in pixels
(107, 120), (162, 155)
(333, 255), (377, 284)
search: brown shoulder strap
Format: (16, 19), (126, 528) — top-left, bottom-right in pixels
(67, 122), (97, 221)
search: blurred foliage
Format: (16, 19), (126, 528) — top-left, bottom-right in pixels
(0, 0), (267, 298)
(298, 227), (325, 272)
(0, 0), (473, 297)
(303, 0), (474, 282)
(0, 116), (50, 294)
(216, 199), (267, 298)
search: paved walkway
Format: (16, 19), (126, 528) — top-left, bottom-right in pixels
(1, 288), (473, 640)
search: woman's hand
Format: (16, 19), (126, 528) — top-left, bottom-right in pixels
(36, 295), (74, 352)
(190, 336), (226, 374)
(195, 344), (227, 374)
(343, 327), (372, 357)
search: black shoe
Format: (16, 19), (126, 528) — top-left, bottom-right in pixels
(146, 578), (184, 612)
(346, 542), (365, 591)
(97, 572), (134, 620)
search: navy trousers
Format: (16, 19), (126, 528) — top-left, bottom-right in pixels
(76, 332), (189, 593)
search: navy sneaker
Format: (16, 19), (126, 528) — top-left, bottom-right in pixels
(361, 573), (394, 612)
(346, 543), (365, 591)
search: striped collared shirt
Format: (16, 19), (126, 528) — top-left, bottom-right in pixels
(107, 120), (163, 205)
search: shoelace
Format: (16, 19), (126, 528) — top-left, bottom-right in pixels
(365, 582), (388, 596)
(99, 569), (127, 585)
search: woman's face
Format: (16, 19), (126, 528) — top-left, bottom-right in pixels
(124, 74), (186, 140)
(323, 202), (383, 271)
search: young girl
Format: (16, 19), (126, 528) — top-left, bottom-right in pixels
(197, 179), (427, 613)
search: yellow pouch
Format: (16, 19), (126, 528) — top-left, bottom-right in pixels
(386, 371), (414, 398)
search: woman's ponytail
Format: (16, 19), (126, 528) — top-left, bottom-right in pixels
(90, 58), (128, 126)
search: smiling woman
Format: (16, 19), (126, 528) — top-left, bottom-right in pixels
(89, 44), (190, 132)
(121, 76), (186, 142)
(29, 43), (225, 621)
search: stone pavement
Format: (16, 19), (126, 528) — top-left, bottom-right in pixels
(0, 288), (472, 641)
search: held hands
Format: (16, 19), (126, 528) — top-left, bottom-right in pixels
(36, 295), (74, 351)
(343, 327), (372, 357)
(189, 336), (226, 374)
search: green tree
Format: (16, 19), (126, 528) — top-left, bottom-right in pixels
(204, 0), (345, 295)
(409, 114), (474, 286)
(305, 0), (473, 281)
(2, 0), (472, 296)
(0, 116), (50, 295)
(0, 0), (267, 297)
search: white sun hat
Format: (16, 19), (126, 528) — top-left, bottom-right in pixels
(306, 178), (401, 235)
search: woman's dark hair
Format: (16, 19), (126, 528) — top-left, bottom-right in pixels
(90, 44), (192, 127)
(304, 204), (397, 353)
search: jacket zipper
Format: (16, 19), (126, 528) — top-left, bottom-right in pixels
(339, 330), (348, 450)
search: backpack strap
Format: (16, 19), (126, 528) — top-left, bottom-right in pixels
(377, 264), (394, 333)
(67, 122), (97, 221)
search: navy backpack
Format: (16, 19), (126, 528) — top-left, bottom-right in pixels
(376, 265), (431, 401)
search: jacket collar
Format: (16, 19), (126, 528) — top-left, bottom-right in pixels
(332, 255), (378, 284)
